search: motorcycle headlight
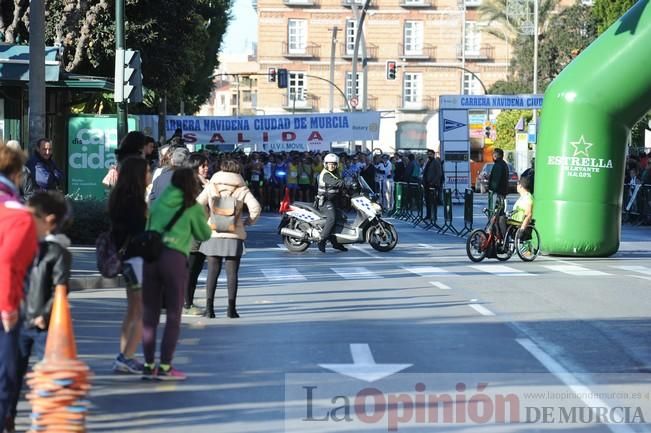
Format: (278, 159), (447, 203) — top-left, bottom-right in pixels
(372, 203), (382, 214)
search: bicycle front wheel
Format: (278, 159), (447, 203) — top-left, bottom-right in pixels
(515, 226), (541, 261)
(466, 229), (488, 262)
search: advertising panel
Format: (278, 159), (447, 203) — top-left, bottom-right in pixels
(67, 116), (137, 197)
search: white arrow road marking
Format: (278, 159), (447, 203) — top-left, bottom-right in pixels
(319, 344), (412, 383)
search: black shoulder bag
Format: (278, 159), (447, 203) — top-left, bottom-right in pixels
(130, 205), (187, 262)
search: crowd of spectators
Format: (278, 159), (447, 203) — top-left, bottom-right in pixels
(150, 144), (443, 212)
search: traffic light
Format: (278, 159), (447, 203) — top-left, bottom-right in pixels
(485, 125), (491, 138)
(277, 68), (288, 89)
(268, 67), (276, 82)
(386, 60), (397, 80)
(114, 48), (143, 103)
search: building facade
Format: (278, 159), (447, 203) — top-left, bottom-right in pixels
(254, 0), (512, 152)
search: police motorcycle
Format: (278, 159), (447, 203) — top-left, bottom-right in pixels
(278, 175), (398, 252)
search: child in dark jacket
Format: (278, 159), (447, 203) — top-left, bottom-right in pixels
(8, 191), (71, 431)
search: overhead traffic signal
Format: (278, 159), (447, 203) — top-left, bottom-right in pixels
(386, 60), (397, 80)
(268, 67), (276, 82)
(277, 68), (288, 89)
(114, 48), (143, 103)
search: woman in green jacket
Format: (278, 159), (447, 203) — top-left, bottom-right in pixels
(142, 168), (211, 381)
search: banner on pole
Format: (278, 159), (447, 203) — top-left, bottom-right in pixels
(165, 112), (381, 152)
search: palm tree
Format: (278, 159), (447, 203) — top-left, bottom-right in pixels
(478, 0), (559, 49)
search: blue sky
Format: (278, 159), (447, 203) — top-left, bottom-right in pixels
(221, 0), (258, 55)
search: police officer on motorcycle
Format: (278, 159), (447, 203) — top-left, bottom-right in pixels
(316, 153), (348, 253)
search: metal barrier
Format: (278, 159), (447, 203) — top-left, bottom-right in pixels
(386, 183), (475, 236)
(438, 189), (458, 235)
(622, 183), (651, 225)
(456, 188), (474, 237)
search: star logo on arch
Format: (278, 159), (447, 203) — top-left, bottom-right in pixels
(570, 135), (593, 157)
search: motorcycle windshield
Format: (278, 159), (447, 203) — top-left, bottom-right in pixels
(357, 175), (374, 195)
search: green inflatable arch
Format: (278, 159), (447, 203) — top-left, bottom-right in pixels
(536, 0), (651, 256)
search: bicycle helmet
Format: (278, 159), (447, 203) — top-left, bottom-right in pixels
(324, 153), (339, 164)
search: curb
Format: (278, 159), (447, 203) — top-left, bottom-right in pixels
(70, 275), (125, 291)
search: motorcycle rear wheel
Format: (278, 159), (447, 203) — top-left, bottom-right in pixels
(367, 222), (398, 252)
(283, 219), (310, 252)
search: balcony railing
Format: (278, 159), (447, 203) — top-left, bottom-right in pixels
(396, 95), (434, 112)
(282, 93), (319, 111)
(340, 43), (379, 60)
(283, 0), (319, 6)
(457, 44), (494, 60)
(400, 0), (433, 7)
(282, 42), (320, 59)
(399, 43), (436, 60)
(342, 0), (374, 7)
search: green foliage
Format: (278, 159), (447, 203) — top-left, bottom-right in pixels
(66, 195), (110, 245)
(1, 0), (231, 114)
(481, 0), (598, 94)
(488, 79), (530, 95)
(495, 110), (533, 151)
(592, 0), (636, 34)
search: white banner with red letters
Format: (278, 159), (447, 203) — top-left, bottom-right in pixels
(166, 112), (381, 152)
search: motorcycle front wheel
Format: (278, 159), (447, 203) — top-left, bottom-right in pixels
(283, 219), (310, 252)
(367, 222), (398, 252)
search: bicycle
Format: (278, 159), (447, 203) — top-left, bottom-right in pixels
(466, 197), (541, 262)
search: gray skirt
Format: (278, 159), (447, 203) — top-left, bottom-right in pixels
(199, 237), (244, 257)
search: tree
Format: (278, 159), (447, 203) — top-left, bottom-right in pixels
(497, 2), (598, 93)
(592, 0), (636, 34)
(0, 0), (231, 114)
(494, 109), (533, 151)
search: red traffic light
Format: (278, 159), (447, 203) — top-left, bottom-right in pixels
(386, 61), (397, 80)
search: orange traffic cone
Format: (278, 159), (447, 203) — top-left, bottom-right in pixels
(279, 187), (291, 213)
(26, 285), (92, 433)
(43, 285), (77, 363)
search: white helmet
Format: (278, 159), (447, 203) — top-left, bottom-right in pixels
(324, 153), (339, 164)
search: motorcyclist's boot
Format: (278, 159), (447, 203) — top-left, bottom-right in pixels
(317, 239), (327, 253)
(331, 236), (348, 252)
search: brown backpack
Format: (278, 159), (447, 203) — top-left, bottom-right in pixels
(209, 185), (239, 233)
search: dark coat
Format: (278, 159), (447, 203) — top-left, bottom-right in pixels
(489, 158), (509, 196)
(423, 157), (442, 189)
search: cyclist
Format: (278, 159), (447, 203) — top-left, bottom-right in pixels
(510, 174), (534, 235)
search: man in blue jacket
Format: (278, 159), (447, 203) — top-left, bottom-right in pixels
(26, 138), (63, 192)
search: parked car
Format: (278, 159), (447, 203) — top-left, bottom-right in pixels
(475, 162), (519, 193)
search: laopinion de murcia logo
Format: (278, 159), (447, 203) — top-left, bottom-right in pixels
(546, 135), (613, 179)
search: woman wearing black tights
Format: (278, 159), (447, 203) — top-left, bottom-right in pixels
(196, 159), (261, 318)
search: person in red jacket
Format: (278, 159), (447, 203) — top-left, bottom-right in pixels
(0, 144), (38, 433)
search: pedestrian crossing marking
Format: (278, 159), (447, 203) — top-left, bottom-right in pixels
(402, 266), (458, 277)
(331, 267), (378, 279)
(261, 268), (307, 282)
(543, 264), (610, 276)
(470, 264), (534, 277)
(612, 265), (651, 276)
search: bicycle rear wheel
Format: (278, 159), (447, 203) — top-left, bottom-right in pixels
(496, 225), (516, 261)
(466, 229), (488, 262)
(515, 226), (541, 261)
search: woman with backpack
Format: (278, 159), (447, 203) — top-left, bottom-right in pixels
(108, 156), (151, 374)
(197, 159), (261, 319)
(141, 168), (211, 380)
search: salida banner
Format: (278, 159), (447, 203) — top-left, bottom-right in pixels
(165, 112), (381, 151)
